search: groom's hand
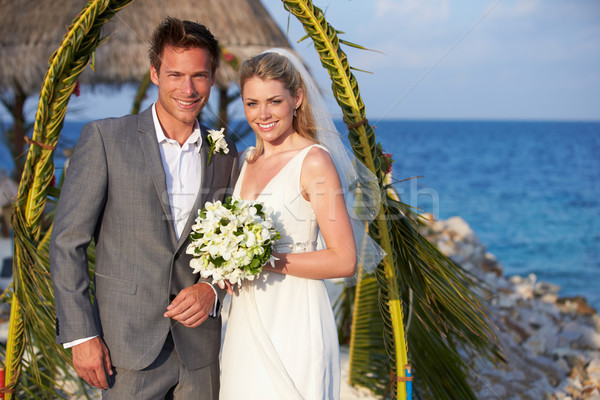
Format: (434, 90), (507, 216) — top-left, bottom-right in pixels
(72, 337), (113, 389)
(164, 283), (214, 327)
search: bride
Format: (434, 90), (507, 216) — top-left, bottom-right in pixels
(219, 49), (383, 400)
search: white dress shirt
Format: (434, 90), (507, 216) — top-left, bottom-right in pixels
(153, 105), (203, 238)
(64, 104), (217, 348)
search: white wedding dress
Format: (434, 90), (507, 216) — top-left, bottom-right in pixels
(219, 144), (340, 400)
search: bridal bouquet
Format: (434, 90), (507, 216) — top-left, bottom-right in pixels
(186, 197), (280, 286)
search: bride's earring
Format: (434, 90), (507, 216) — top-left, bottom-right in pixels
(294, 107), (298, 118)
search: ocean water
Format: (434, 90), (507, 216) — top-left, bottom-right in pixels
(1, 119), (599, 309)
(356, 120), (600, 310)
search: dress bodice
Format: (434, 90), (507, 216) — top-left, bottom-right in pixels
(233, 144), (326, 254)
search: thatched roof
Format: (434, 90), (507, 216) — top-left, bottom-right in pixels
(0, 0), (293, 94)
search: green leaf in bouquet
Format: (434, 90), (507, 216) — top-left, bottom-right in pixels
(190, 232), (202, 240)
(248, 258), (261, 271)
(212, 256), (225, 267)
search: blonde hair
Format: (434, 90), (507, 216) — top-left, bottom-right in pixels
(239, 52), (317, 160)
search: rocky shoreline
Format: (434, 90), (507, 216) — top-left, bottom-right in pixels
(423, 215), (600, 400)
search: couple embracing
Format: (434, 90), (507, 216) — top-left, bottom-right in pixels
(50, 17), (382, 400)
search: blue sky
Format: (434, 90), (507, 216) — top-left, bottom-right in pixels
(6, 0), (600, 122)
(261, 0), (600, 121)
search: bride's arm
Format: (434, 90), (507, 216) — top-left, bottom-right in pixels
(270, 147), (357, 279)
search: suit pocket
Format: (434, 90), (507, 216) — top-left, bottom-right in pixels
(95, 272), (137, 295)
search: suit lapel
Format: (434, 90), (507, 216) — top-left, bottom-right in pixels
(176, 126), (215, 251)
(137, 108), (178, 246)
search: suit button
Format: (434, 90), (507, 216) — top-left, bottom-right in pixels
(169, 295), (176, 302)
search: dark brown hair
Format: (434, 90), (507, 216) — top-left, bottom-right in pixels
(149, 17), (221, 74)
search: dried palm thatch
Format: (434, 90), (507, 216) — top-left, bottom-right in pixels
(1, 0), (293, 179)
(0, 0), (293, 95)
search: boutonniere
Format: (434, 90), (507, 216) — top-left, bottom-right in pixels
(206, 128), (229, 165)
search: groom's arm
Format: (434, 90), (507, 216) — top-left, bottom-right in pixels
(50, 121), (107, 343)
(50, 122), (114, 389)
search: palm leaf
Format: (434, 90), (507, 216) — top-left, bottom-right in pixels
(282, 1), (502, 399)
(2, 1), (133, 398)
(131, 71), (152, 115)
(347, 273), (388, 394)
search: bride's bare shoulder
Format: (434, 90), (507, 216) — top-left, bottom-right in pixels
(302, 146), (336, 177)
(305, 145), (332, 164)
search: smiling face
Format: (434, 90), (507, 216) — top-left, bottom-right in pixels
(242, 77), (303, 146)
(150, 45), (215, 137)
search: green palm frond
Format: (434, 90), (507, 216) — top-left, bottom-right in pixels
(131, 71), (152, 115)
(347, 273), (388, 394)
(3, 1), (133, 398)
(282, 1), (502, 399)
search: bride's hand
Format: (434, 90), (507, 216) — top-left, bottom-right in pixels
(218, 280), (234, 295)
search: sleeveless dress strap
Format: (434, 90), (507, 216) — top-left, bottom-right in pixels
(238, 147), (255, 167)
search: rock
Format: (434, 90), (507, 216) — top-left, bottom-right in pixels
(524, 328), (560, 355)
(540, 293), (560, 303)
(558, 296), (598, 316)
(588, 372), (600, 387)
(445, 216), (476, 241)
(513, 280), (535, 300)
(535, 281), (562, 296)
(553, 347), (587, 369)
(500, 315), (530, 342)
(563, 321), (600, 350)
(481, 252), (503, 276)
(582, 385), (599, 398)
(587, 356), (600, 372)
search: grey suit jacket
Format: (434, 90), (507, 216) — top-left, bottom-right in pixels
(50, 107), (238, 370)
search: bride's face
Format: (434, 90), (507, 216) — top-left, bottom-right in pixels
(242, 77), (302, 145)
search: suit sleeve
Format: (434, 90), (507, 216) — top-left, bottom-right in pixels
(50, 122), (108, 344)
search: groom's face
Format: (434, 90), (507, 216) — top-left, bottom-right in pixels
(151, 45), (215, 134)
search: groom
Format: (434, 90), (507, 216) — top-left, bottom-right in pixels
(50, 17), (237, 399)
